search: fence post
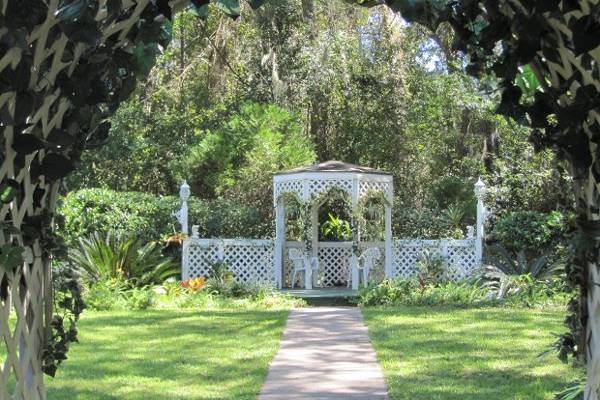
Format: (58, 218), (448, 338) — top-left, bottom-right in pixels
(174, 181), (190, 235)
(474, 178), (487, 267)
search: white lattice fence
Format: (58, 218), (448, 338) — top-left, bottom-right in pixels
(390, 239), (478, 280)
(183, 239), (275, 284)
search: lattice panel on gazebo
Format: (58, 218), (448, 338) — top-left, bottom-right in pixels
(358, 181), (391, 201)
(308, 179), (353, 199)
(183, 239), (275, 284)
(273, 179), (304, 202)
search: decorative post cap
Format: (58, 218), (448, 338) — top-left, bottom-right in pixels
(179, 181), (191, 200)
(474, 177), (486, 198)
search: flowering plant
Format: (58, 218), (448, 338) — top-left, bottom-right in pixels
(181, 277), (206, 290)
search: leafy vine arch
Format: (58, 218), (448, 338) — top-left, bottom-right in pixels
(1, 0), (599, 398)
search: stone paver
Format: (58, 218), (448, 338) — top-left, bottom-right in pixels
(258, 307), (388, 400)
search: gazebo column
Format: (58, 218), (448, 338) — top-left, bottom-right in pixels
(351, 178), (360, 290)
(307, 203), (319, 289)
(384, 180), (394, 279)
(274, 199), (285, 289)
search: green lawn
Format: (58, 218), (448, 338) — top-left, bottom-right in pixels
(362, 306), (580, 400)
(45, 309), (289, 400)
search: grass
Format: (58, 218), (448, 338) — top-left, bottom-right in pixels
(44, 309), (289, 400)
(362, 306), (581, 400)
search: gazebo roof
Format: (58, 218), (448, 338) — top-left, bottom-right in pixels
(276, 160), (391, 176)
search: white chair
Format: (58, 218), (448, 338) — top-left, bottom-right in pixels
(348, 247), (381, 288)
(289, 248), (319, 289)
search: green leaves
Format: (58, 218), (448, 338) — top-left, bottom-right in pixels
(214, 0), (240, 18)
(55, 0), (92, 22)
(515, 65), (540, 99)
(12, 133), (45, 154)
(0, 180), (19, 203)
(189, 0), (241, 19)
(40, 153), (75, 181)
(0, 243), (24, 273)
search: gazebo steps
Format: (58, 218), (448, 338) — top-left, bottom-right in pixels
(281, 287), (358, 299)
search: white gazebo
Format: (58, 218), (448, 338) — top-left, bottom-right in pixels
(272, 161), (394, 290)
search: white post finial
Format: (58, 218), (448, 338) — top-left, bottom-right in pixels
(474, 178), (487, 266)
(174, 181), (191, 235)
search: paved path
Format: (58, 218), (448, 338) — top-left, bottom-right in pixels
(258, 307), (388, 400)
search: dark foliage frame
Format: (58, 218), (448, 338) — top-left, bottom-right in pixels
(0, 0), (598, 398)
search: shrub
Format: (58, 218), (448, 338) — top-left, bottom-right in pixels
(416, 249), (446, 286)
(393, 206), (458, 239)
(83, 278), (155, 311)
(154, 280), (304, 309)
(358, 278), (489, 307)
(58, 188), (272, 247)
(486, 244), (557, 279)
(488, 210), (570, 255)
(69, 231), (178, 286)
(83, 278), (129, 311)
(358, 275), (568, 308)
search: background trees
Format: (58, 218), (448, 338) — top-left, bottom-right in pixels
(68, 0), (572, 240)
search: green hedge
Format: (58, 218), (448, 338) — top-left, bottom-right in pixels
(487, 210), (569, 254)
(58, 189), (273, 246)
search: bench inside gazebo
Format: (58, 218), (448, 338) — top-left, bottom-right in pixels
(178, 160), (486, 296)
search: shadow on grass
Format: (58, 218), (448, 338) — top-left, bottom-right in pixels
(46, 309), (289, 400)
(362, 306), (579, 400)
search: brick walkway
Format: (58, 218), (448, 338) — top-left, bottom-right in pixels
(258, 307), (388, 400)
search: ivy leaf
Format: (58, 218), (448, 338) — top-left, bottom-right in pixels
(106, 0), (123, 22)
(55, 0), (91, 22)
(515, 65), (540, 99)
(0, 179), (19, 203)
(46, 128), (76, 149)
(12, 133), (45, 154)
(85, 121), (111, 148)
(14, 92), (36, 125)
(4, 0), (47, 31)
(0, 275), (8, 301)
(570, 14), (600, 55)
(131, 42), (160, 76)
(189, 3), (209, 18)
(40, 153), (75, 181)
(42, 364), (57, 378)
(0, 243), (24, 273)
(246, 0), (266, 9)
(155, 0), (172, 20)
(214, 0), (240, 18)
